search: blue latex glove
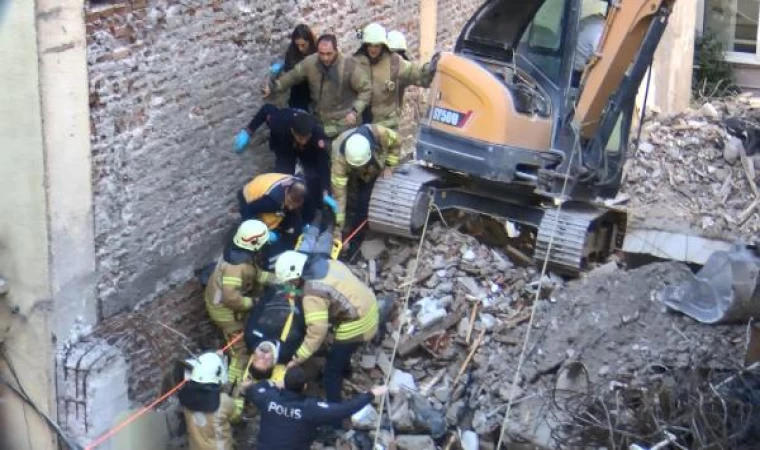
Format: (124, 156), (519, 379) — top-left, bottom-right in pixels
(270, 61), (284, 76)
(323, 194), (338, 213)
(268, 230), (279, 244)
(234, 130), (250, 153)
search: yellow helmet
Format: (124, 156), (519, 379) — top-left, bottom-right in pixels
(344, 133), (372, 167)
(387, 30), (407, 52)
(233, 220), (269, 252)
(362, 23), (387, 46)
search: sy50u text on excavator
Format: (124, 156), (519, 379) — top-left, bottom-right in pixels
(368, 0), (678, 275)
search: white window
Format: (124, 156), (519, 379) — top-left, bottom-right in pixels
(701, 0), (760, 65)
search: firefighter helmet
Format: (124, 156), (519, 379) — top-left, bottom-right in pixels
(344, 133), (372, 167)
(233, 220), (269, 252)
(274, 250), (308, 283)
(188, 352), (228, 385)
(362, 23), (388, 46)
(387, 30), (407, 52)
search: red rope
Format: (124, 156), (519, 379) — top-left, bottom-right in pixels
(85, 218), (369, 449)
(84, 333), (244, 450)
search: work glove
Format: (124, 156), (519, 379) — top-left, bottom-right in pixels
(270, 61), (284, 77)
(268, 230), (279, 244)
(234, 130), (250, 153)
(323, 194), (338, 213)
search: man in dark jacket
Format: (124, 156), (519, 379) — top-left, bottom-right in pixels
(244, 366), (387, 450)
(234, 104), (330, 223)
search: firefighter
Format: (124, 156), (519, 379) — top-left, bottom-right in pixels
(261, 34), (372, 139)
(353, 23), (438, 131)
(234, 105), (330, 223)
(274, 248), (379, 411)
(330, 124), (400, 250)
(178, 351), (239, 450)
(238, 173), (307, 261)
(204, 219), (273, 394)
(387, 30), (409, 61)
(243, 366), (388, 450)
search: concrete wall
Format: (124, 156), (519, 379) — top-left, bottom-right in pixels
(0, 0), (57, 448)
(86, 0), (483, 318)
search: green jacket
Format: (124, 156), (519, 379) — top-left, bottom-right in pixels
(273, 53), (372, 137)
(354, 51), (434, 130)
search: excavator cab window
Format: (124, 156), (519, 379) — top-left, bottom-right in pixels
(517, 0), (569, 84)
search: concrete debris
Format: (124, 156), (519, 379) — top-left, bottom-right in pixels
(623, 97), (760, 243)
(345, 216), (746, 447)
(394, 435), (436, 450)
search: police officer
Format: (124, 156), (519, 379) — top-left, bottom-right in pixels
(330, 124), (401, 250)
(234, 104), (330, 223)
(262, 34), (372, 139)
(244, 366), (388, 450)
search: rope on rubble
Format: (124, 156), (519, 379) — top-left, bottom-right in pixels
(494, 130), (581, 450)
(372, 195), (434, 447)
(83, 333), (244, 450)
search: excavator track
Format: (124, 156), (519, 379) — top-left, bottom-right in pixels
(368, 164), (440, 238)
(533, 204), (625, 276)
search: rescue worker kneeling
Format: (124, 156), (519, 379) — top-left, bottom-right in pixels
(238, 173), (307, 263)
(274, 246), (379, 416)
(178, 351), (239, 450)
(330, 124), (401, 250)
(205, 219), (274, 393)
(244, 284), (307, 383)
(243, 366), (388, 450)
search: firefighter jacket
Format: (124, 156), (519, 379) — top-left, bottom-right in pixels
(178, 381), (239, 450)
(245, 380), (374, 450)
(244, 285), (306, 365)
(272, 52), (372, 138)
(329, 124), (400, 226)
(241, 173), (303, 230)
(204, 250), (273, 324)
(292, 259), (379, 364)
(354, 51), (434, 130)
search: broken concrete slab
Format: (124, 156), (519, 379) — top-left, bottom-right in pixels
(394, 434), (436, 450)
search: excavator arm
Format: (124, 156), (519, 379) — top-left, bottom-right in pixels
(573, 0), (678, 184)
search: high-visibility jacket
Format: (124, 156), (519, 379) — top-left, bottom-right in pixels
(330, 124), (400, 227)
(179, 383), (239, 450)
(204, 257), (273, 323)
(293, 259), (378, 364)
(353, 51), (434, 131)
(241, 173), (300, 230)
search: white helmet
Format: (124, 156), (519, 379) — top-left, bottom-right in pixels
(274, 250), (308, 283)
(344, 133), (372, 167)
(362, 23), (388, 46)
(387, 30), (407, 52)
(233, 220), (269, 252)
(188, 352), (228, 385)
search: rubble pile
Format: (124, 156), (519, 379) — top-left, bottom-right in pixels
(343, 224), (746, 449)
(623, 96), (760, 242)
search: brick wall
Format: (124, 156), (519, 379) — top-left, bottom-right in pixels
(83, 0), (484, 406)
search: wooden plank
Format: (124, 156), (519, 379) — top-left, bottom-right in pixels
(419, 0), (437, 60)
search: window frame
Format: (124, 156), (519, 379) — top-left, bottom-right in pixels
(698, 0), (760, 66)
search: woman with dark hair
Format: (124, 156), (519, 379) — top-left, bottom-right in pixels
(279, 24), (317, 111)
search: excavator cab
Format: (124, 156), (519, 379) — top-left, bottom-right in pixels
(368, 0), (677, 275)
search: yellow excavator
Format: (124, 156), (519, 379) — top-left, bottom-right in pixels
(368, 0), (678, 275)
